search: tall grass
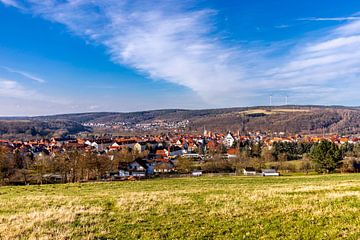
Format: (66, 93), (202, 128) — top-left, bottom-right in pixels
(1, 174), (360, 239)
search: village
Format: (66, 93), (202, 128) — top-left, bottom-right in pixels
(0, 128), (359, 184)
(82, 119), (190, 131)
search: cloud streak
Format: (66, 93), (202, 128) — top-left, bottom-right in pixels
(0, 0), (22, 8)
(2, 66), (46, 83)
(299, 17), (360, 21)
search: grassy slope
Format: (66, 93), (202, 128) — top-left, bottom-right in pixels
(1, 175), (360, 239)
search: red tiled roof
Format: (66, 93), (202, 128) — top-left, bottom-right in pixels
(227, 148), (237, 155)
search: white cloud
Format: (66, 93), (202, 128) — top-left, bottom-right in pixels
(3, 0), (246, 104)
(0, 78), (75, 115)
(305, 35), (360, 52)
(272, 20), (360, 79)
(336, 20), (360, 36)
(0, 79), (38, 99)
(275, 24), (290, 29)
(0, 0), (22, 8)
(256, 18), (360, 105)
(299, 17), (360, 21)
(2, 66), (46, 83)
(3, 0), (360, 107)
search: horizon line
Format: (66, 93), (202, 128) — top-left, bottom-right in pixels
(0, 104), (358, 118)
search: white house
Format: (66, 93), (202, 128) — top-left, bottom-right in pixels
(91, 142), (99, 150)
(119, 170), (130, 177)
(85, 140), (98, 150)
(133, 143), (142, 153)
(261, 169), (280, 176)
(170, 149), (187, 156)
(192, 170), (203, 176)
(223, 132), (235, 147)
(243, 167), (257, 176)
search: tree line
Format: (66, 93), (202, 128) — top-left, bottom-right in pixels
(0, 147), (146, 185)
(1, 140), (359, 185)
(178, 140), (360, 174)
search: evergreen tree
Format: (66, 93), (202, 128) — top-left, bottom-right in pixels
(310, 141), (342, 173)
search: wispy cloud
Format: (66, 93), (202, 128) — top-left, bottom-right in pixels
(2, 0), (246, 104)
(299, 17), (360, 21)
(0, 79), (38, 99)
(258, 18), (360, 105)
(3, 0), (360, 106)
(0, 0), (22, 9)
(274, 24), (290, 29)
(2, 66), (46, 83)
(0, 78), (77, 115)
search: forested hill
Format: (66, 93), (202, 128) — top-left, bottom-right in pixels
(2, 105), (360, 138)
(0, 120), (91, 140)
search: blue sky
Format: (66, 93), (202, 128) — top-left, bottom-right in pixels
(1, 0), (360, 115)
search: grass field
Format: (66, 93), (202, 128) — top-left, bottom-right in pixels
(2, 174), (360, 239)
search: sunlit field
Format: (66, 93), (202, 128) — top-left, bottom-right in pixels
(2, 174), (360, 239)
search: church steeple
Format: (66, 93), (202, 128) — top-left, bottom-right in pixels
(203, 126), (207, 137)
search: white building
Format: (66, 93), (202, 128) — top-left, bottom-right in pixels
(223, 132), (235, 147)
(261, 169), (280, 176)
(243, 167), (257, 176)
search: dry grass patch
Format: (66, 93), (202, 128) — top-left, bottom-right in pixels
(0, 204), (102, 239)
(117, 191), (194, 215)
(1, 175), (360, 239)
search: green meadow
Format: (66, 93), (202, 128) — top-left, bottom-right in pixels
(1, 174), (360, 239)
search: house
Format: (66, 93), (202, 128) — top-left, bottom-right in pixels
(223, 132), (235, 148)
(339, 137), (349, 144)
(128, 161), (145, 171)
(155, 149), (169, 158)
(109, 142), (120, 151)
(154, 160), (175, 173)
(170, 149), (187, 156)
(261, 169), (280, 176)
(192, 170), (203, 176)
(225, 148), (237, 158)
(187, 142), (198, 153)
(117, 170), (129, 177)
(91, 142), (99, 150)
(131, 172), (146, 177)
(175, 139), (182, 147)
(133, 142), (143, 153)
(127, 158), (155, 176)
(243, 167), (257, 176)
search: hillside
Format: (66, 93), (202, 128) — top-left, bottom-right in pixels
(2, 174), (360, 239)
(36, 105), (360, 135)
(2, 105), (360, 138)
(0, 120), (91, 139)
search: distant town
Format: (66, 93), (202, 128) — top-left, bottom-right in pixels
(1, 127), (359, 185)
(83, 119), (190, 131)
